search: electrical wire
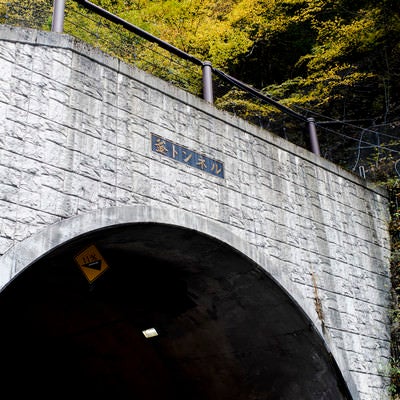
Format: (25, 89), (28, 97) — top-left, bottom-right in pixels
(351, 129), (366, 172)
(291, 103), (400, 142)
(396, 159), (400, 178)
(316, 124), (400, 155)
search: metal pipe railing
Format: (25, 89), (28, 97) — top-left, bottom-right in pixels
(202, 61), (213, 104)
(51, 0), (321, 156)
(51, 0), (65, 33)
(76, 0), (204, 67)
(307, 118), (321, 156)
(212, 68), (306, 123)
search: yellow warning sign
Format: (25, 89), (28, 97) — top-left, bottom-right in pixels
(74, 244), (109, 283)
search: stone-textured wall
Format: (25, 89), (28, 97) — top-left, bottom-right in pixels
(0, 25), (392, 399)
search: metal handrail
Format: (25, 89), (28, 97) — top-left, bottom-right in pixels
(75, 0), (204, 67)
(51, 0), (320, 155)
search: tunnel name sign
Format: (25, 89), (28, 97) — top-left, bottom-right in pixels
(151, 133), (224, 178)
(74, 244), (109, 283)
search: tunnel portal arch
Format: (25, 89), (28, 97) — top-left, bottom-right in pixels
(0, 206), (353, 399)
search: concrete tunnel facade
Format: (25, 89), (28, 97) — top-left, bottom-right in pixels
(0, 206), (352, 399)
(0, 25), (392, 399)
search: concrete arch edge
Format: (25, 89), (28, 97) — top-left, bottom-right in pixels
(0, 204), (358, 399)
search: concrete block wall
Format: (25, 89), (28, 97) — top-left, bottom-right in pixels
(0, 25), (392, 399)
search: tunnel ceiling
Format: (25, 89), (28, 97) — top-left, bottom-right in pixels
(0, 223), (351, 399)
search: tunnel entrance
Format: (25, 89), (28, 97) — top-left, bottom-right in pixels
(0, 223), (351, 399)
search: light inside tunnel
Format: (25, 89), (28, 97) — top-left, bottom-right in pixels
(143, 327), (159, 338)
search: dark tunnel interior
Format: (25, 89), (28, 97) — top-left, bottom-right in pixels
(0, 223), (352, 399)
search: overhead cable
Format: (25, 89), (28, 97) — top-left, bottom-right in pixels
(212, 68), (307, 123)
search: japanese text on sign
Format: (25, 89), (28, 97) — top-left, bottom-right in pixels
(151, 133), (224, 178)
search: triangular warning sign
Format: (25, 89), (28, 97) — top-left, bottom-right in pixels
(74, 244), (109, 283)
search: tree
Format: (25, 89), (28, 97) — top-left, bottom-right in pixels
(0, 0), (53, 29)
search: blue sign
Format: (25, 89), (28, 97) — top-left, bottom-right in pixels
(151, 133), (224, 179)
